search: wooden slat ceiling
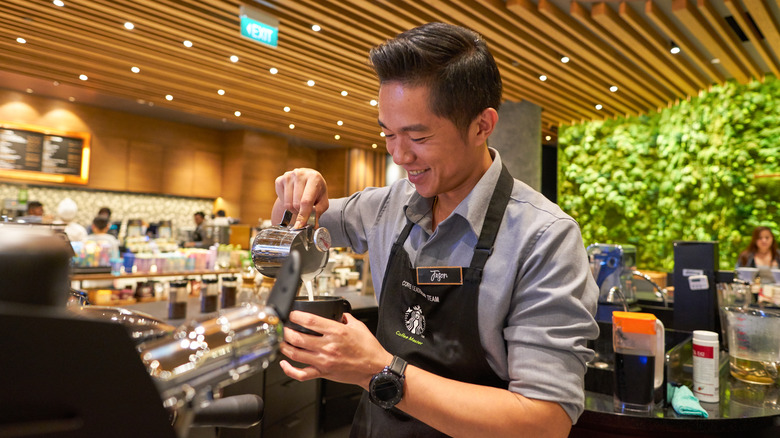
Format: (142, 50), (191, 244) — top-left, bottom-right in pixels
(1, 0), (778, 149)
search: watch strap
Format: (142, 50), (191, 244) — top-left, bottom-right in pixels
(388, 355), (407, 378)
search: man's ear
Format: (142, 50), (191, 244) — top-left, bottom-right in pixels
(472, 107), (498, 146)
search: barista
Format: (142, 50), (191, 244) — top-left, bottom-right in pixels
(273, 23), (598, 438)
(185, 211), (208, 248)
(737, 226), (780, 282)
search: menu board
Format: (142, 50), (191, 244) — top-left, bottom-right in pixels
(0, 123), (90, 184)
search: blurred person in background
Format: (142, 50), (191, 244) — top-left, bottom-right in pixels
(16, 201), (44, 223)
(737, 226), (780, 283)
(56, 198), (87, 243)
(90, 216), (120, 259)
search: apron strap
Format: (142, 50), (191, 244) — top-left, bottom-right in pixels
(468, 165), (514, 274)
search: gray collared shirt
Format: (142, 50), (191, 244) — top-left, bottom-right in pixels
(321, 148), (599, 423)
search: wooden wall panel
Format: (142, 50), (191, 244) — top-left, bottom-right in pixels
(127, 141), (163, 193)
(287, 145), (318, 171)
(347, 148), (386, 194)
(318, 149), (348, 198)
(88, 137), (128, 191)
(240, 131), (288, 226)
(162, 148), (194, 196)
(193, 150), (221, 198)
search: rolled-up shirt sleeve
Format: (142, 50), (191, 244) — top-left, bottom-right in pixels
(503, 217), (599, 423)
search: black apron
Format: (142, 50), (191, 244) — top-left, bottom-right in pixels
(350, 166), (514, 438)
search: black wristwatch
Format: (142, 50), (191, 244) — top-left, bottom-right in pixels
(368, 356), (407, 409)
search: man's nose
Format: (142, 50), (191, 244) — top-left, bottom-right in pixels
(390, 139), (413, 165)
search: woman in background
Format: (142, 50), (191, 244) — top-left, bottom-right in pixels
(737, 226), (780, 282)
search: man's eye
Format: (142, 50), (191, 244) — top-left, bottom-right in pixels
(411, 136), (428, 142)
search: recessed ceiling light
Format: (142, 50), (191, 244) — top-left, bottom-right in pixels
(370, 99), (378, 106)
(539, 75), (547, 81)
(124, 22), (134, 30)
(230, 55), (239, 63)
(341, 90), (348, 96)
(26, 88), (33, 94)
(289, 124), (295, 129)
(217, 89), (225, 95)
(595, 104), (603, 110)
(131, 66), (140, 73)
(16, 37), (26, 44)
(307, 80), (315, 86)
(234, 111), (241, 117)
(148, 102), (154, 106)
(372, 144), (377, 149)
(670, 46), (680, 55)
(380, 132), (385, 137)
(79, 74), (88, 81)
(337, 120), (343, 126)
(183, 40), (193, 47)
(545, 135), (552, 141)
(283, 106), (291, 112)
(561, 56), (570, 63)
(221, 118), (227, 123)
(311, 24), (321, 32)
(334, 135), (340, 140)
(136, 99), (145, 104)
(53, 0), (65, 6)
(165, 94), (173, 101)
(609, 85), (618, 92)
(52, 81), (60, 86)
(269, 67), (278, 74)
(68, 97), (75, 102)
(711, 58), (720, 64)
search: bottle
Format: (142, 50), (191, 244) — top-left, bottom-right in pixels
(692, 330), (719, 403)
(221, 276), (238, 309)
(168, 280), (189, 319)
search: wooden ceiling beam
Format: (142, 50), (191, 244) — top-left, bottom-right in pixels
(588, 3), (692, 97)
(742, 0), (780, 73)
(644, 0), (726, 83)
(672, 0), (750, 83)
(696, 0), (762, 80)
(724, 0), (780, 77)
(538, 0), (671, 106)
(618, 2), (710, 89)
(422, 0), (627, 119)
(505, 0), (656, 112)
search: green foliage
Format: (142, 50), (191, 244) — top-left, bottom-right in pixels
(558, 76), (780, 271)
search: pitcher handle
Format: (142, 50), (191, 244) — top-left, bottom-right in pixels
(654, 319), (665, 389)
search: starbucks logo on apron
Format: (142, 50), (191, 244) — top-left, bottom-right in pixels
(404, 305), (426, 336)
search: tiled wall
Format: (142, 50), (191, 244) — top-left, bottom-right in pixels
(0, 182), (213, 234)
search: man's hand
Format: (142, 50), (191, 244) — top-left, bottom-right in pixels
(279, 312), (392, 389)
(273, 168), (329, 228)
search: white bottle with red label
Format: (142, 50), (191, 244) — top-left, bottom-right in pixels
(692, 330), (719, 403)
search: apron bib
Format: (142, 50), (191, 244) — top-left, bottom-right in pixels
(350, 166), (513, 438)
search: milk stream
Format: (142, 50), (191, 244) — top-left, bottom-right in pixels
(303, 280), (314, 301)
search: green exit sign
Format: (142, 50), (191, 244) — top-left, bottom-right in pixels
(239, 5), (279, 48)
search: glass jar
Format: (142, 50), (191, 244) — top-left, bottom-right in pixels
(168, 280), (189, 319)
(221, 276), (238, 309)
(201, 278), (219, 313)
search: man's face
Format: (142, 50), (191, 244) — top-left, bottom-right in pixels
(194, 214), (204, 225)
(29, 205), (43, 216)
(378, 82), (484, 200)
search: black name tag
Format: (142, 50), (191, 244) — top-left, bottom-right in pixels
(416, 267), (463, 285)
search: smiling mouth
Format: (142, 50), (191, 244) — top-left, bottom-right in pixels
(408, 168), (429, 176)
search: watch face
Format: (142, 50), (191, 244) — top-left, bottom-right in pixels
(370, 372), (403, 409)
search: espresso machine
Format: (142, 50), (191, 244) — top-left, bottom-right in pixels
(587, 243), (640, 322)
(0, 225), (303, 437)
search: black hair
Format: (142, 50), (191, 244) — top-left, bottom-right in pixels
(216, 209), (226, 217)
(92, 216), (109, 231)
(98, 207), (111, 217)
(369, 22), (502, 135)
(194, 211), (205, 219)
(27, 201), (42, 213)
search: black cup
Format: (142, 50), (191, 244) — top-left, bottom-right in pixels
(287, 296), (351, 336)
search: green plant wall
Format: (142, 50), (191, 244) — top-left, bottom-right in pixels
(558, 75), (780, 271)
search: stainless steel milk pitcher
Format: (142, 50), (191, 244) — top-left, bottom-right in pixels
(251, 210), (331, 279)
